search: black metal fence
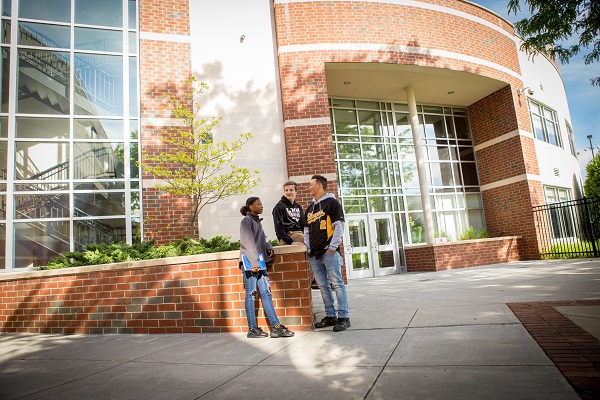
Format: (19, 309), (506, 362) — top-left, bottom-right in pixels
(533, 196), (600, 259)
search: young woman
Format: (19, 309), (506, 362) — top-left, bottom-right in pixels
(239, 197), (294, 338)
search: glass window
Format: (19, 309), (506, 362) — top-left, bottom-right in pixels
(394, 113), (412, 139)
(18, 50), (70, 115)
(423, 114), (446, 139)
(358, 110), (382, 139)
(19, 22), (70, 48)
(402, 161), (418, 186)
(15, 221), (69, 268)
(128, 0), (137, 29)
(74, 192), (126, 216)
(529, 99), (562, 147)
(19, 0), (70, 22)
(74, 53), (123, 116)
(75, 0), (123, 28)
(365, 161), (389, 187)
(333, 108), (358, 136)
(0, 48), (8, 112)
(566, 121), (576, 157)
(0, 223), (4, 268)
(16, 117), (69, 139)
(130, 143), (138, 178)
(74, 119), (124, 140)
(336, 142), (361, 160)
(343, 198), (367, 214)
(15, 142), (69, 180)
(74, 142), (125, 179)
(2, 0), (10, 17)
(339, 161), (364, 188)
(74, 218), (126, 251)
(461, 163), (479, 186)
(129, 56), (138, 116)
(74, 27), (123, 52)
(0, 141), (6, 177)
(130, 120), (138, 139)
(15, 194), (69, 219)
(1, 19), (10, 44)
(0, 116), (7, 138)
(454, 117), (471, 140)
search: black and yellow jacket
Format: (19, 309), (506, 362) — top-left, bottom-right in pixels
(303, 193), (345, 259)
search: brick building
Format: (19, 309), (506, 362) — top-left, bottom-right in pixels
(0, 0), (582, 276)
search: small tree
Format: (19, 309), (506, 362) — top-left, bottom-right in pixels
(508, 0), (600, 86)
(585, 155), (600, 198)
(143, 77), (260, 235)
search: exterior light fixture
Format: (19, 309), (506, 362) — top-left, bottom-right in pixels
(240, 35), (245, 43)
(343, 81), (351, 85)
(518, 87), (535, 96)
(447, 91), (455, 94)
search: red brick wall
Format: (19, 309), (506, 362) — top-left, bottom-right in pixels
(0, 249), (312, 334)
(405, 236), (521, 272)
(139, 1), (194, 243)
(469, 86), (543, 259)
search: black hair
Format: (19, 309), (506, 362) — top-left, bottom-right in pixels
(240, 196), (260, 216)
(311, 174), (328, 190)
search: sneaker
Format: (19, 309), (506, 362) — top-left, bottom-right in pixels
(310, 279), (319, 290)
(271, 324), (295, 338)
(333, 318), (351, 332)
(314, 316), (338, 328)
(247, 327), (268, 338)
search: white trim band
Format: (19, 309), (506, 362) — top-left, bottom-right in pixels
(140, 32), (191, 43)
(480, 173), (541, 192)
(288, 173), (337, 183)
(474, 129), (534, 152)
(279, 43), (522, 80)
(284, 117), (330, 128)
(141, 118), (187, 127)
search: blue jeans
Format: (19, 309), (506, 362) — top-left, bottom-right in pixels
(243, 270), (280, 329)
(309, 252), (349, 318)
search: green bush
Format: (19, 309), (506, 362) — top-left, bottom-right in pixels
(41, 236), (248, 270)
(458, 227), (492, 241)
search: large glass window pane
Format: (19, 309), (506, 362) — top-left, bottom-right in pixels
(532, 114), (545, 141)
(15, 194), (69, 219)
(75, 0), (123, 28)
(128, 0), (137, 29)
(74, 27), (123, 52)
(369, 196), (393, 212)
(74, 218), (126, 251)
(15, 221), (70, 268)
(129, 56), (138, 116)
(459, 147), (475, 161)
(128, 32), (137, 53)
(333, 108), (358, 135)
(74, 142), (124, 179)
(130, 143), (138, 178)
(16, 117), (69, 139)
(358, 110), (382, 140)
(20, 0), (70, 22)
(430, 162), (454, 186)
(343, 197), (367, 214)
(336, 142), (361, 159)
(461, 163), (479, 186)
(339, 161), (364, 188)
(545, 120), (560, 146)
(394, 112), (412, 139)
(15, 142), (69, 180)
(2, 0), (10, 17)
(0, 195), (5, 219)
(468, 209), (485, 230)
(1, 19), (10, 44)
(74, 192), (126, 217)
(402, 161), (418, 186)
(19, 22), (70, 48)
(18, 50), (70, 115)
(423, 114), (446, 139)
(0, 48), (8, 112)
(409, 212), (426, 243)
(454, 117), (471, 140)
(0, 141), (6, 175)
(365, 161), (389, 187)
(74, 54), (124, 116)
(74, 119), (124, 139)
(466, 193), (483, 209)
(362, 143), (385, 159)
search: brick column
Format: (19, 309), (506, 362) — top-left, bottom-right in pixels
(139, 0), (193, 244)
(469, 86), (544, 259)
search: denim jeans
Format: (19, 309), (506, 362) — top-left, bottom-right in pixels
(309, 252), (349, 318)
(243, 270), (280, 329)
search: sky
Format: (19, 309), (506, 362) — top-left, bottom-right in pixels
(472, 0), (599, 178)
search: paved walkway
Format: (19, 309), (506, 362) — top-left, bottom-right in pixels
(1, 259), (599, 400)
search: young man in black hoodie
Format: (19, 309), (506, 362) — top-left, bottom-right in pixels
(272, 181), (306, 245)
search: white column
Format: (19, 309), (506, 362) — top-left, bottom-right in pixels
(406, 86), (435, 244)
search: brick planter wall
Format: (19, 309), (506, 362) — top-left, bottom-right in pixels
(0, 247), (311, 334)
(404, 236), (521, 272)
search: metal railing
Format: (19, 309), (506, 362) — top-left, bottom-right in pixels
(533, 196), (600, 259)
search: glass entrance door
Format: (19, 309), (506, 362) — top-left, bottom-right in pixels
(345, 214), (401, 279)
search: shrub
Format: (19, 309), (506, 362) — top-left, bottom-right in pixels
(458, 227), (492, 241)
(41, 236), (251, 270)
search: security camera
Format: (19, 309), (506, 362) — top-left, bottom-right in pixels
(527, 88), (535, 96)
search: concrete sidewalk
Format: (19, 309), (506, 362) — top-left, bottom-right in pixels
(1, 259), (599, 400)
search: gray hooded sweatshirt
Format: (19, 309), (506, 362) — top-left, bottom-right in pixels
(239, 212), (274, 270)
